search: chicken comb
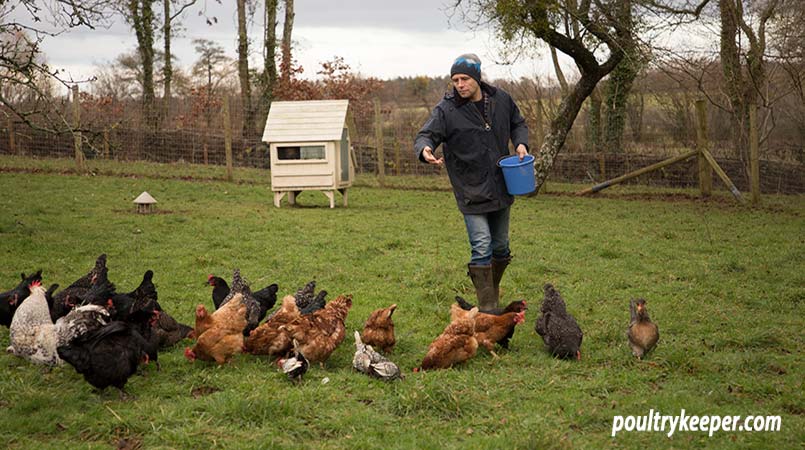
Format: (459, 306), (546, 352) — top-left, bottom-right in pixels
(207, 274), (215, 281)
(29, 280), (42, 289)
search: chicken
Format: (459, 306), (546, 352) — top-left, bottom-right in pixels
(535, 284), (583, 360)
(244, 295), (301, 357)
(283, 294), (353, 364)
(218, 269), (263, 336)
(124, 300), (161, 367)
(51, 254), (107, 321)
(7, 281), (62, 366)
(185, 293), (248, 364)
(627, 298), (659, 359)
(57, 320), (149, 395)
(1, 270), (43, 327)
(353, 331), (402, 381)
(294, 280), (327, 314)
(209, 273), (278, 318)
(107, 269), (155, 322)
(207, 275), (229, 309)
(452, 301), (525, 357)
(277, 339), (309, 383)
(122, 270), (191, 348)
(153, 310), (193, 348)
(455, 296), (527, 350)
(54, 304), (111, 348)
(455, 295), (527, 316)
(417, 306), (479, 371)
(361, 304), (397, 353)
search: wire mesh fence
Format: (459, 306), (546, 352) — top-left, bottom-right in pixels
(0, 91), (802, 195)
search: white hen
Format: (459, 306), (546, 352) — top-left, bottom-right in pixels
(8, 281), (62, 366)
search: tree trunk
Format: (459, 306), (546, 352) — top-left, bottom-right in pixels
(550, 45), (568, 94)
(602, 0), (639, 154)
(163, 0), (172, 122)
(535, 70), (609, 189)
(719, 0), (746, 159)
(237, 0), (253, 138)
(259, 0), (278, 129)
(130, 0), (157, 130)
(586, 87), (602, 152)
(281, 0), (295, 83)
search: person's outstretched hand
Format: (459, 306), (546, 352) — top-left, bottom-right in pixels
(422, 147), (444, 166)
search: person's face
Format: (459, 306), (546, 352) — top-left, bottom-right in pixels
(451, 74), (480, 100)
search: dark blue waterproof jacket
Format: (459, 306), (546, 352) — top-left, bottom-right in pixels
(414, 82), (529, 214)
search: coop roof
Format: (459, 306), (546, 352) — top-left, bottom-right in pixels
(133, 191), (157, 204)
(262, 99), (349, 143)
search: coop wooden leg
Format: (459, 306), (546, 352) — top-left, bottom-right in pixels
(288, 191), (296, 205)
(323, 190), (335, 208)
(339, 188), (348, 207)
(274, 192), (285, 208)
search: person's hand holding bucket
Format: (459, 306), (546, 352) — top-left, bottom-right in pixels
(515, 144), (528, 161)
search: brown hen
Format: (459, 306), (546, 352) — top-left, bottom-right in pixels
(283, 294), (352, 364)
(361, 303), (397, 353)
(244, 295), (301, 357)
(452, 305), (525, 358)
(418, 305), (478, 371)
(185, 293), (247, 364)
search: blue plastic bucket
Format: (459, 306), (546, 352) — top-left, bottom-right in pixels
(497, 154), (536, 195)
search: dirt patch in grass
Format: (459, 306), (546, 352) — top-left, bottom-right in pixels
(191, 386), (221, 398)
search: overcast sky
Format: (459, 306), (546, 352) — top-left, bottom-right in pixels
(24, 0), (563, 86)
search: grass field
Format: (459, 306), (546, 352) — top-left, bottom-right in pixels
(0, 160), (803, 449)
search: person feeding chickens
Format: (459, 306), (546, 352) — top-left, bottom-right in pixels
(414, 53), (529, 312)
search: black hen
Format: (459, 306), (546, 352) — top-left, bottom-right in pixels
(534, 284), (583, 360)
(52, 254), (107, 321)
(116, 270), (192, 358)
(57, 320), (149, 394)
(219, 269), (261, 336)
(207, 275), (230, 309)
(208, 274), (277, 319)
(455, 295), (527, 316)
(0, 270), (43, 327)
(253, 283), (279, 318)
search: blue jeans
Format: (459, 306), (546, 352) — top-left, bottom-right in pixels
(463, 207), (511, 265)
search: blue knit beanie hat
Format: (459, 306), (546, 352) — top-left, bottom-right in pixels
(450, 53), (482, 85)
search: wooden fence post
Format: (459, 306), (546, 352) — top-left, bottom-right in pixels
(7, 116), (17, 155)
(374, 98), (385, 185)
(749, 101), (760, 204)
(223, 96), (233, 181)
(103, 130), (110, 159)
(695, 99), (712, 197)
(71, 85), (86, 172)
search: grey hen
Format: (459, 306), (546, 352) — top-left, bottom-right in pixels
(352, 331), (402, 381)
(55, 304), (111, 348)
(534, 284), (583, 360)
(218, 269), (261, 336)
(278, 339), (308, 383)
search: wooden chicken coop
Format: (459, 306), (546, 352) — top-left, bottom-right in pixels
(262, 99), (355, 208)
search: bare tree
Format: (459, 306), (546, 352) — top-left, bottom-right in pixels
(1, 0), (111, 131)
(257, 0), (278, 130)
(454, 0), (633, 190)
(161, 0), (197, 121)
(236, 0), (253, 137)
(280, 0), (294, 84)
(125, 0), (158, 129)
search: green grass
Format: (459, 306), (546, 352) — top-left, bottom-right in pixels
(0, 164), (803, 449)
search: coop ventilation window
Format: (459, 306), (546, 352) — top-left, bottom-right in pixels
(277, 145), (325, 160)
